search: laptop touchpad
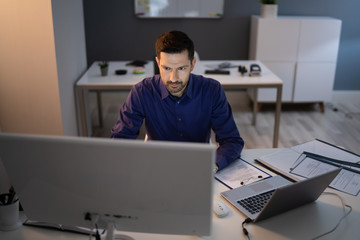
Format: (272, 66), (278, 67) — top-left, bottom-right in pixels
(249, 181), (273, 193)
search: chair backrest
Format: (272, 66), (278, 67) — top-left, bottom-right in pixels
(194, 51), (200, 61)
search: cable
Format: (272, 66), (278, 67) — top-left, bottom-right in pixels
(85, 212), (100, 240)
(94, 224), (101, 240)
(325, 102), (360, 119)
(242, 218), (252, 240)
(311, 192), (352, 240)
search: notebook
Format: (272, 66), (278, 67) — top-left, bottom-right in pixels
(221, 168), (341, 222)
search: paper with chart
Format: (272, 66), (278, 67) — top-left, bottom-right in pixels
(215, 158), (270, 189)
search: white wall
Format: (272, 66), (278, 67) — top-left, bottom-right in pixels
(52, 0), (87, 136)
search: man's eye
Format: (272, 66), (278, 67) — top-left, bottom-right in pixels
(164, 67), (171, 71)
(178, 67), (185, 71)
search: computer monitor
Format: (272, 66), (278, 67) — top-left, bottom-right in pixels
(0, 133), (215, 239)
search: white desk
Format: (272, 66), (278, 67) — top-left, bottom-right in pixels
(76, 61), (155, 137)
(76, 61), (282, 147)
(1, 148), (359, 240)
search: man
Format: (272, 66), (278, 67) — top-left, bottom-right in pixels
(111, 30), (244, 171)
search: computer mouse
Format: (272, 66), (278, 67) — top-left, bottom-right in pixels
(213, 200), (230, 218)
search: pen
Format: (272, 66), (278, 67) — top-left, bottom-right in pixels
(240, 175), (263, 185)
(7, 186), (16, 205)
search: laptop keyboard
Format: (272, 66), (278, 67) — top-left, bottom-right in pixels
(237, 190), (274, 214)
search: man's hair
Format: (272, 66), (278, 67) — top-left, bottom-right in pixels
(155, 30), (195, 61)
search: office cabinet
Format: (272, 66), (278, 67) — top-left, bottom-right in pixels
(294, 62), (337, 102)
(248, 16), (342, 107)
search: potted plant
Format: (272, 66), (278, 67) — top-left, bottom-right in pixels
(98, 61), (109, 76)
(259, 0), (278, 18)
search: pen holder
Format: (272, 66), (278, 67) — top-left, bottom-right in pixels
(0, 193), (22, 231)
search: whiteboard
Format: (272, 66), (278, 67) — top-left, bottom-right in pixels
(134, 0), (224, 18)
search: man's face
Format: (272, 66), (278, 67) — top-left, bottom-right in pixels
(156, 50), (196, 98)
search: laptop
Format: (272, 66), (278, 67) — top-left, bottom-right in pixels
(221, 168), (341, 222)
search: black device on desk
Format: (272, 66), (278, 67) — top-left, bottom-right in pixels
(249, 64), (261, 76)
(205, 69), (230, 75)
(126, 60), (148, 67)
(115, 69), (127, 75)
(238, 65), (248, 75)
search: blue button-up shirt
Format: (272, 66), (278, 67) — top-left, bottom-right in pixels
(111, 74), (244, 170)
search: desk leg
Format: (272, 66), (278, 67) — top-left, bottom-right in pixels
(96, 90), (103, 128)
(252, 88), (258, 126)
(273, 85), (282, 148)
(77, 87), (88, 137)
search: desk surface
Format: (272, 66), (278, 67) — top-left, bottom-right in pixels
(193, 60), (283, 87)
(76, 61), (155, 88)
(76, 60), (283, 88)
(1, 148), (359, 240)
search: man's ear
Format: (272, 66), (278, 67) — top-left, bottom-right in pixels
(155, 56), (160, 67)
(190, 56), (197, 71)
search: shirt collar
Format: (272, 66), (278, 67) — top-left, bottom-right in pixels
(185, 74), (194, 99)
(159, 78), (169, 99)
(159, 74), (194, 100)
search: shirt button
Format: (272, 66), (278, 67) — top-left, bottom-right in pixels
(180, 133), (183, 136)
(178, 118), (182, 121)
(177, 101), (180, 104)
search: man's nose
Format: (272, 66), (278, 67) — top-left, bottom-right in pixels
(169, 70), (178, 82)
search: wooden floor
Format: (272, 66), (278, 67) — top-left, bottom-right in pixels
(90, 90), (360, 154)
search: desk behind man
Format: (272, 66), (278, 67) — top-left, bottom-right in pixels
(110, 30), (244, 171)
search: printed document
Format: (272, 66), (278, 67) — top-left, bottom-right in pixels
(256, 139), (360, 196)
(290, 155), (360, 196)
(215, 158), (270, 189)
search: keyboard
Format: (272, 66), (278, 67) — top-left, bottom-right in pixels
(237, 190), (274, 214)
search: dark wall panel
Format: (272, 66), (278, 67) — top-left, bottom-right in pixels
(83, 0), (360, 90)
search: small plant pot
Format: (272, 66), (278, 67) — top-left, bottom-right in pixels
(100, 67), (108, 76)
(261, 4), (278, 18)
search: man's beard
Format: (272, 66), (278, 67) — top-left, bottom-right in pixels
(166, 81), (187, 95)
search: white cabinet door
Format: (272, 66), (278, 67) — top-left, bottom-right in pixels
(249, 16), (341, 104)
(293, 62), (336, 102)
(251, 17), (300, 61)
(297, 19), (342, 62)
(256, 61), (296, 102)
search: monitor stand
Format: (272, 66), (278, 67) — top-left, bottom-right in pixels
(103, 220), (135, 240)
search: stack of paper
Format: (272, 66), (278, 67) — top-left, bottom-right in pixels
(256, 139), (360, 196)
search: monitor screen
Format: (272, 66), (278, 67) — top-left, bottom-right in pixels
(0, 133), (215, 238)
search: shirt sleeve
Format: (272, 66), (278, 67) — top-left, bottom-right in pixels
(210, 82), (244, 170)
(110, 85), (145, 139)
